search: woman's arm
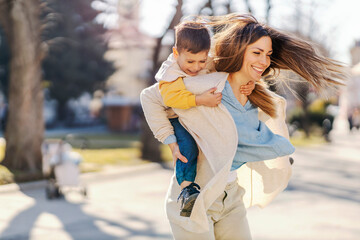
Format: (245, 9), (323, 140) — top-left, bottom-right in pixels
(168, 142), (188, 166)
(140, 84), (188, 163)
(140, 84), (176, 143)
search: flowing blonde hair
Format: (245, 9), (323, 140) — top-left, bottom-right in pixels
(199, 14), (347, 118)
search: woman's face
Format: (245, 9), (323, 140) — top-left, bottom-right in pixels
(239, 36), (272, 82)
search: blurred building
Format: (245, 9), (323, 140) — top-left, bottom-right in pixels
(333, 40), (360, 132)
(102, 0), (153, 131)
(348, 40), (360, 108)
(350, 40), (360, 66)
(102, 0), (173, 132)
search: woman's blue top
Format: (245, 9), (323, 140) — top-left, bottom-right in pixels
(221, 81), (295, 170)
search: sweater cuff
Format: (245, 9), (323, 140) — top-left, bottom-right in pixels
(163, 135), (177, 145)
(188, 95), (196, 108)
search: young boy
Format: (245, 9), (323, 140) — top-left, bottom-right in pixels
(155, 21), (254, 217)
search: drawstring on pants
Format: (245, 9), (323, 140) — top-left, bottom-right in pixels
(222, 191), (228, 211)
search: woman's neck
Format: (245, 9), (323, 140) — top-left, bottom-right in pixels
(227, 72), (249, 106)
(228, 72), (249, 86)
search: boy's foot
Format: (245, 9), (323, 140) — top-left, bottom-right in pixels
(177, 183), (201, 217)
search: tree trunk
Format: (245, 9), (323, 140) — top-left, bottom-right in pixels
(0, 0), (44, 175)
(140, 0), (183, 162)
(140, 113), (162, 162)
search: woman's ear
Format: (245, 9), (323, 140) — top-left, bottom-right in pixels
(173, 47), (179, 59)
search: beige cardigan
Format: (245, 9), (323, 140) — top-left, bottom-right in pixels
(140, 72), (292, 233)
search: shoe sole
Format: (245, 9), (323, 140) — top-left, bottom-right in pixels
(180, 192), (199, 217)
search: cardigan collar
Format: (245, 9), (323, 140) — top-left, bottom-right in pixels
(223, 81), (252, 112)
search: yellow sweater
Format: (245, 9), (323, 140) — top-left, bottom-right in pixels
(159, 78), (196, 109)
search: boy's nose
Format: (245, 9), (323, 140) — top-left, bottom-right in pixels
(194, 63), (202, 71)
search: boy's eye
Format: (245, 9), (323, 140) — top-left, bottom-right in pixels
(187, 61), (194, 63)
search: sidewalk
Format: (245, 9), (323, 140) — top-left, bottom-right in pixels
(247, 129), (360, 240)
(0, 163), (173, 240)
(0, 130), (359, 239)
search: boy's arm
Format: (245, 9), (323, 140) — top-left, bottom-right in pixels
(159, 77), (222, 109)
(240, 81), (255, 95)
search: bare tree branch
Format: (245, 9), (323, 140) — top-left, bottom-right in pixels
(198, 0), (214, 15)
(225, 0), (232, 14)
(150, 0), (183, 83)
(265, 0), (272, 23)
(243, 0), (253, 14)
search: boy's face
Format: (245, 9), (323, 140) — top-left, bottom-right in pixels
(173, 48), (208, 76)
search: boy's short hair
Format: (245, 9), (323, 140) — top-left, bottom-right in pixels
(174, 21), (211, 54)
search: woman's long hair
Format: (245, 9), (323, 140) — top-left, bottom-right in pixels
(199, 14), (347, 118)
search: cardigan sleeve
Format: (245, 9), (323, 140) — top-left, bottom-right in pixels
(140, 84), (176, 144)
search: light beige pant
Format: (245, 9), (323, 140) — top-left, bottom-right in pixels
(170, 180), (252, 240)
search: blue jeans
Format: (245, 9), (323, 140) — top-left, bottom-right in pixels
(170, 118), (198, 185)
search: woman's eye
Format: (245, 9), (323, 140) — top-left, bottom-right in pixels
(253, 52), (260, 55)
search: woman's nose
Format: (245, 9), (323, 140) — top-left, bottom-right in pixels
(260, 55), (269, 66)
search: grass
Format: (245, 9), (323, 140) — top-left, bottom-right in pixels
(289, 129), (327, 147)
(47, 133), (141, 149)
(76, 147), (145, 173)
(0, 144), (14, 185)
(0, 132), (174, 185)
(0, 128), (327, 185)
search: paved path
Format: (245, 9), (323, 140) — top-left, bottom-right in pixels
(0, 130), (359, 240)
(247, 129), (360, 240)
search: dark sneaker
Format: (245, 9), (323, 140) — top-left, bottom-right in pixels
(177, 183), (201, 217)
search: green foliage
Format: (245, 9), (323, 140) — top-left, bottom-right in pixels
(0, 144), (13, 184)
(288, 99), (335, 129)
(0, 1), (115, 110)
(0, 165), (13, 185)
(41, 0), (115, 118)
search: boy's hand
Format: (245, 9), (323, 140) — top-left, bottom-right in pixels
(240, 81), (255, 96)
(195, 87), (222, 107)
(168, 142), (188, 167)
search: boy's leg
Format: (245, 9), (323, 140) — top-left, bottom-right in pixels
(169, 118), (199, 186)
(169, 117), (200, 217)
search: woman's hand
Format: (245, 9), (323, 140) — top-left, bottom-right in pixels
(195, 87), (222, 107)
(168, 142), (188, 166)
(240, 81), (255, 96)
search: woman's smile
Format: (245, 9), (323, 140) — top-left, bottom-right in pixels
(251, 65), (266, 75)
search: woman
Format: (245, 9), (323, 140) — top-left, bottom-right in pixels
(140, 14), (346, 239)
